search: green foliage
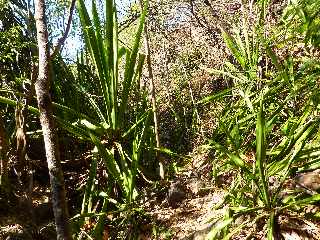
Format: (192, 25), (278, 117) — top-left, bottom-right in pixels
(1, 0), (320, 238)
(0, 0), (7, 8)
(0, 0), (154, 238)
(0, 26), (34, 82)
(200, 0), (320, 238)
(67, 0), (153, 238)
(282, 0), (320, 47)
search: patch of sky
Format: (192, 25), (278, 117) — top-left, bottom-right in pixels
(2, 0), (134, 61)
(61, 0), (134, 61)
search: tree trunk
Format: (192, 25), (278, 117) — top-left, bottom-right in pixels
(140, 0), (164, 179)
(15, 105), (27, 173)
(34, 0), (72, 239)
(0, 114), (9, 186)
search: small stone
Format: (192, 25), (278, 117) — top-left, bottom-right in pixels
(168, 181), (186, 208)
(189, 179), (205, 196)
(295, 170), (320, 192)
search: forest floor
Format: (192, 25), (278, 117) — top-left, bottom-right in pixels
(1, 154), (320, 239)
(0, 181), (57, 240)
(141, 153), (320, 240)
(0, 153), (226, 240)
(144, 164), (226, 240)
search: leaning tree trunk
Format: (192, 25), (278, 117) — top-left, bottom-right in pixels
(34, 0), (72, 239)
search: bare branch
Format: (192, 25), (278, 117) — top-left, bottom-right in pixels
(50, 0), (76, 59)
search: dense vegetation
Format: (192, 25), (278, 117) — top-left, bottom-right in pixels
(1, 0), (320, 239)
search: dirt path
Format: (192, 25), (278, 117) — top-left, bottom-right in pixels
(150, 191), (224, 239)
(140, 159), (227, 240)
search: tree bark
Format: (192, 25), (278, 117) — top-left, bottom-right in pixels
(34, 0), (72, 239)
(15, 105), (27, 173)
(139, 0), (164, 179)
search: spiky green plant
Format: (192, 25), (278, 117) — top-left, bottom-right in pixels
(200, 1), (320, 238)
(71, 1), (154, 236)
(282, 0), (320, 48)
(0, 0), (153, 238)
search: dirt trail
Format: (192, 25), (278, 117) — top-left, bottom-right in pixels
(141, 159), (226, 240)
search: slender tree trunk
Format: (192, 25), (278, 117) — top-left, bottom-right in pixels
(15, 105), (27, 173)
(0, 114), (9, 185)
(34, 0), (72, 239)
(139, 0), (164, 179)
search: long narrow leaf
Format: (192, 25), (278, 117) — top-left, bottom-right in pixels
(256, 100), (270, 207)
(119, 0), (148, 123)
(89, 132), (122, 182)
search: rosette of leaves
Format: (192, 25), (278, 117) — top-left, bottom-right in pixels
(199, 1), (320, 238)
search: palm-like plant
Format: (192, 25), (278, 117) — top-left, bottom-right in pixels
(0, 0), (153, 238)
(74, 0), (152, 201)
(200, 1), (320, 238)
